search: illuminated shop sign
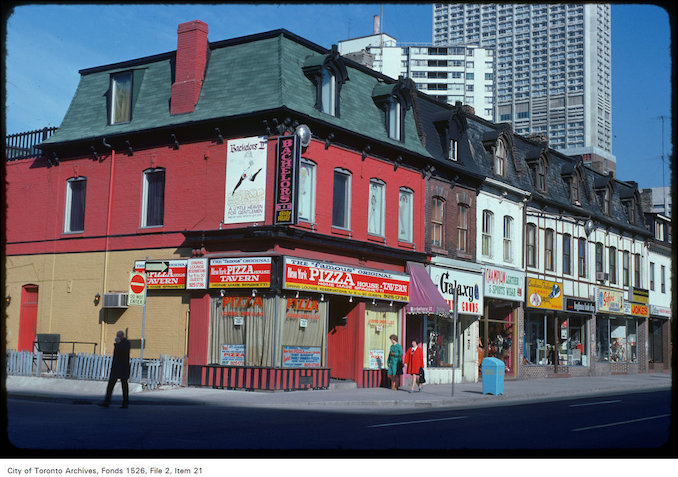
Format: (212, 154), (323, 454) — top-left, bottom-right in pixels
(274, 135), (300, 225)
(526, 277), (563, 311)
(596, 286), (624, 315)
(483, 265), (524, 302)
(134, 260), (187, 289)
(283, 257), (409, 302)
(429, 265), (484, 314)
(209, 257), (272, 288)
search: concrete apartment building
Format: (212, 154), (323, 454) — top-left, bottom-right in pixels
(338, 18), (495, 121)
(433, 3), (615, 176)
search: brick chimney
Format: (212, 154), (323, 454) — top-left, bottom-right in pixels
(170, 20), (209, 115)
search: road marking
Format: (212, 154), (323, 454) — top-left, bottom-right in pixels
(569, 399), (622, 407)
(571, 414), (671, 432)
(368, 416), (467, 428)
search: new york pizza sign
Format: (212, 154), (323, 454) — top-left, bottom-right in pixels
(209, 257), (272, 288)
(283, 257), (409, 302)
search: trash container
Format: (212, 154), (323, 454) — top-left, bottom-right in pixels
(481, 357), (505, 395)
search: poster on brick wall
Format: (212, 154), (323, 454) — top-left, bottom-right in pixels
(224, 136), (268, 224)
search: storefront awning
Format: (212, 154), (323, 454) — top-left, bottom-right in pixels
(405, 262), (450, 316)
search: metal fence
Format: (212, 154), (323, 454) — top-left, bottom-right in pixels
(6, 350), (184, 389)
(6, 127), (58, 161)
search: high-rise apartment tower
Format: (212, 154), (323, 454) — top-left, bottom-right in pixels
(433, 3), (615, 175)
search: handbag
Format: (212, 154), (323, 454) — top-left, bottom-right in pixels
(418, 367), (426, 383)
(396, 359), (404, 375)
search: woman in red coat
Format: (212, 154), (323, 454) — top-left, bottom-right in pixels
(403, 340), (424, 393)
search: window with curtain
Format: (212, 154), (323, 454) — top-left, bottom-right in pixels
(364, 306), (398, 369)
(298, 159), (316, 223)
(481, 210), (494, 258)
(578, 237), (587, 278)
(431, 197), (444, 247)
(544, 229), (554, 271)
(457, 204), (468, 252)
(321, 68), (336, 116)
(368, 179), (386, 237)
(64, 177), (86, 233)
(398, 188), (413, 242)
(110, 71), (132, 124)
(279, 297), (328, 368)
(526, 223), (537, 268)
(563, 233), (572, 275)
(332, 169), (351, 229)
(503, 215), (513, 262)
(142, 168), (165, 227)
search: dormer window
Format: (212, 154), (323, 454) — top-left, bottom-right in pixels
(600, 187), (611, 215)
(571, 175), (580, 204)
(433, 107), (466, 162)
(526, 153), (549, 192)
(373, 76), (415, 143)
(494, 138), (507, 176)
(387, 97), (402, 141)
(110, 71), (133, 124)
(449, 139), (458, 161)
(303, 45), (349, 118)
(594, 176), (614, 216)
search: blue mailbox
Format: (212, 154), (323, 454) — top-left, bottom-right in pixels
(481, 357), (505, 395)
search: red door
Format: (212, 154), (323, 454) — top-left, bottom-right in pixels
(17, 285), (39, 351)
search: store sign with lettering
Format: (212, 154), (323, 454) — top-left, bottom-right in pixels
(564, 297), (595, 314)
(282, 345), (321, 368)
(596, 286), (624, 315)
(134, 260), (187, 289)
(526, 278), (564, 311)
(649, 305), (671, 318)
(274, 135), (300, 225)
(429, 265), (484, 314)
(220, 344), (245, 366)
(224, 136), (268, 225)
(483, 265), (524, 302)
(186, 258), (208, 290)
(283, 257), (409, 302)
(209, 257), (272, 288)
(630, 287), (649, 305)
(623, 302), (649, 318)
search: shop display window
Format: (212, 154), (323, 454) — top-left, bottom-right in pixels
(482, 302), (515, 376)
(558, 317), (587, 366)
(524, 314), (587, 367)
(649, 319), (664, 363)
(364, 306), (398, 369)
(596, 316), (637, 363)
(426, 315), (454, 368)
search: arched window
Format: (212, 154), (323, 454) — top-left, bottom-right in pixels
(399, 188), (413, 243)
(494, 138), (507, 176)
(368, 179), (385, 237)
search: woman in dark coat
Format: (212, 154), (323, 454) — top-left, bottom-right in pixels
(101, 330), (131, 408)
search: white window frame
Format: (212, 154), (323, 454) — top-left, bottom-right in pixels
(141, 168), (165, 228)
(332, 168), (351, 229)
(503, 216), (513, 263)
(494, 138), (506, 176)
(388, 97), (402, 141)
(526, 223), (537, 268)
(110, 71), (133, 125)
(481, 209), (494, 258)
(545, 228), (555, 271)
(398, 187), (414, 243)
(431, 197), (445, 247)
(64, 177), (86, 233)
(368, 179), (386, 237)
(298, 159), (317, 223)
(321, 68), (336, 116)
(449, 139), (458, 161)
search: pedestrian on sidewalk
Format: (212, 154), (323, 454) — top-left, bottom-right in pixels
(100, 330), (130, 408)
(386, 334), (403, 390)
(403, 340), (424, 393)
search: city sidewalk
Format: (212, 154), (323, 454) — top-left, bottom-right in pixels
(5, 372), (672, 412)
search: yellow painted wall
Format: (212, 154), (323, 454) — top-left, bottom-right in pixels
(4, 249), (191, 359)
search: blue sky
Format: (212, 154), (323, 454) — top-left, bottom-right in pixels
(4, 3), (672, 190)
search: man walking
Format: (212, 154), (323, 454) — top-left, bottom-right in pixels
(100, 330), (131, 408)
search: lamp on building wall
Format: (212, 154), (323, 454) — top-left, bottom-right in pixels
(295, 124), (312, 148)
(94, 293), (101, 306)
(5, 295), (10, 306)
(584, 219), (595, 237)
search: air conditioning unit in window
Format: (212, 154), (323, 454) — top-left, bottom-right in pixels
(103, 293), (128, 309)
(595, 272), (608, 282)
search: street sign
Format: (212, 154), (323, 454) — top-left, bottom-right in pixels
(128, 271), (147, 306)
(145, 261), (170, 273)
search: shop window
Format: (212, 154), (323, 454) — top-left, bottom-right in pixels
(481, 210), (494, 258)
(64, 177), (86, 233)
(562, 233), (572, 275)
(398, 188), (413, 243)
(368, 179), (386, 237)
(595, 316), (609, 361)
(609, 247), (617, 284)
(557, 317), (588, 366)
(141, 168), (165, 228)
(457, 203), (468, 252)
(426, 315), (456, 368)
(332, 168), (351, 229)
(481, 302), (515, 376)
(431, 197), (445, 247)
(503, 215), (513, 262)
(109, 71), (132, 124)
(364, 306), (398, 369)
(633, 253), (641, 288)
(526, 223), (537, 268)
(545, 228), (554, 271)
(279, 297), (328, 368)
(649, 319), (664, 363)
(596, 316), (637, 363)
(622, 251), (630, 286)
(298, 159), (316, 223)
(578, 237), (586, 278)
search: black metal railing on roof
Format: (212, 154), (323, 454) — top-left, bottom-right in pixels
(5, 127), (57, 161)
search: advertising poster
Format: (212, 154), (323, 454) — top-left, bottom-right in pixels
(282, 345), (321, 368)
(274, 135), (300, 225)
(209, 257), (272, 288)
(429, 265), (484, 314)
(526, 277), (564, 311)
(283, 257), (409, 302)
(134, 260), (187, 289)
(224, 136), (268, 224)
(596, 286), (624, 315)
(186, 258), (208, 290)
(369, 349), (385, 369)
(220, 344), (245, 366)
